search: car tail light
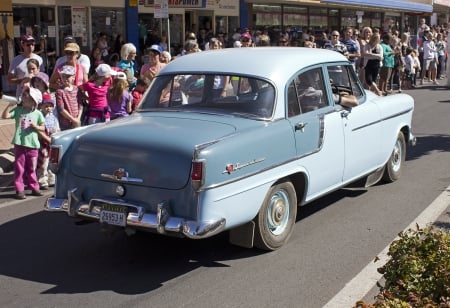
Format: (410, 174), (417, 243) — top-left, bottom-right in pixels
(49, 145), (62, 172)
(191, 159), (205, 191)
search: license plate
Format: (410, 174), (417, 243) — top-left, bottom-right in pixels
(100, 204), (127, 227)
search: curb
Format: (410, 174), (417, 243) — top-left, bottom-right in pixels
(0, 151), (14, 175)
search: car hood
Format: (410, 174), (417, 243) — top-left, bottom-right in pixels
(69, 113), (237, 189)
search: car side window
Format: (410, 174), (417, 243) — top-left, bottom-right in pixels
(287, 68), (328, 117)
(327, 65), (364, 100)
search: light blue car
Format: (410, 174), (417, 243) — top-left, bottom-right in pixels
(45, 48), (416, 250)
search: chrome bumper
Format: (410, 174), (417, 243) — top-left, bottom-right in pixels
(45, 190), (226, 239)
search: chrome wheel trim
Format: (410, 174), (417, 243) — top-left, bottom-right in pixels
(267, 190), (290, 236)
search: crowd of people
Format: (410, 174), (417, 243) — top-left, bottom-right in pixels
(1, 19), (447, 199)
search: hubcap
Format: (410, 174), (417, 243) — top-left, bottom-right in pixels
(267, 190), (290, 235)
(391, 139), (402, 172)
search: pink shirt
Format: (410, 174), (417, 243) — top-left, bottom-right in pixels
(82, 78), (112, 118)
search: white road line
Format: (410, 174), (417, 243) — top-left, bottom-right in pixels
(323, 184), (450, 308)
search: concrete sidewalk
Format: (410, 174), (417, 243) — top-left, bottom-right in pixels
(0, 94), (16, 174)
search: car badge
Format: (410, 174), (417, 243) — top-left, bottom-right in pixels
(113, 168), (128, 180)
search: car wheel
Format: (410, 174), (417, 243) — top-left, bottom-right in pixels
(382, 132), (406, 183)
(254, 181), (297, 251)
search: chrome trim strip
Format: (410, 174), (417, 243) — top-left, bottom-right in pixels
(100, 174), (143, 183)
(352, 108), (413, 132)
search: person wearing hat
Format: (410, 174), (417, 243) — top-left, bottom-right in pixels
(55, 65), (83, 130)
(140, 44), (165, 82)
(37, 93), (60, 190)
(1, 86), (46, 199)
(30, 72), (50, 95)
(239, 32), (253, 47)
(82, 63), (117, 124)
(54, 36), (91, 75)
(49, 42), (88, 90)
(8, 34), (44, 100)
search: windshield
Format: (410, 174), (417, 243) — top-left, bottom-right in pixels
(138, 74), (275, 119)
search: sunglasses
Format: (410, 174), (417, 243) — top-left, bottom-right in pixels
(65, 50), (76, 55)
(241, 39), (250, 42)
(26, 43), (35, 46)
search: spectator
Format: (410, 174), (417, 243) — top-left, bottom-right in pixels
(140, 45), (165, 82)
(54, 36), (91, 76)
(240, 32), (253, 48)
(363, 33), (383, 96)
(56, 65), (83, 130)
(8, 35), (43, 100)
(379, 33), (396, 95)
(1, 86), (45, 199)
(435, 32), (446, 79)
(114, 34), (125, 55)
(82, 64), (116, 124)
(36, 93), (59, 190)
(341, 27), (360, 70)
(358, 27), (373, 86)
(96, 32), (110, 60)
(108, 72), (132, 119)
(160, 51), (171, 64)
(19, 58), (40, 94)
(420, 31), (438, 85)
(131, 78), (150, 112)
(117, 43), (137, 90)
(49, 42), (88, 90)
(323, 31), (349, 57)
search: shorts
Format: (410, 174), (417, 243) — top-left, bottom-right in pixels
(379, 67), (392, 80)
(423, 58), (437, 70)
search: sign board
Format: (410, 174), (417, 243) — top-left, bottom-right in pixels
(154, 0), (169, 18)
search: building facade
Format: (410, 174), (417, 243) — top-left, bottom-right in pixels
(0, 0), (449, 71)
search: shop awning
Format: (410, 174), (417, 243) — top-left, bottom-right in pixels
(321, 0), (433, 12)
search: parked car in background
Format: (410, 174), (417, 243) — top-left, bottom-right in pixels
(45, 48), (415, 250)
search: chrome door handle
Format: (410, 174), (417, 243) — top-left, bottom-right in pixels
(295, 122), (308, 132)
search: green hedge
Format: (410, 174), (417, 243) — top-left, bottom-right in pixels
(355, 226), (450, 308)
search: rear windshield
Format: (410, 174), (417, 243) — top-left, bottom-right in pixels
(138, 74), (275, 119)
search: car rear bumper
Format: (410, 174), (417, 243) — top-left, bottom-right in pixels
(44, 189), (226, 239)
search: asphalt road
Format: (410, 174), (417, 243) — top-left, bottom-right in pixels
(0, 84), (449, 308)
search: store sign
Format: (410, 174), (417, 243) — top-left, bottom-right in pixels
(434, 0), (450, 5)
(154, 0), (169, 18)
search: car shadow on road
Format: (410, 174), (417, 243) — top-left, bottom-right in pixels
(406, 134), (450, 161)
(0, 210), (262, 295)
(296, 187), (367, 222)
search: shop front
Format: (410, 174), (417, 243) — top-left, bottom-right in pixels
(11, 0), (125, 73)
(137, 0), (239, 53)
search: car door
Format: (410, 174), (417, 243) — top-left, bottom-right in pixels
(286, 67), (346, 199)
(325, 64), (383, 183)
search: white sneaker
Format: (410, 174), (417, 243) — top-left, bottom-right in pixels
(433, 80), (439, 85)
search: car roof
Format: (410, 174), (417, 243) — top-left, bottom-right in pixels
(160, 47), (349, 84)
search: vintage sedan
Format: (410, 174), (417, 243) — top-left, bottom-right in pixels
(45, 48), (415, 250)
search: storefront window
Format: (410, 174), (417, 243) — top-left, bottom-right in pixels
(91, 8), (125, 55)
(309, 7), (329, 31)
(283, 6), (307, 29)
(13, 6), (57, 73)
(341, 9), (357, 29)
(253, 4), (281, 28)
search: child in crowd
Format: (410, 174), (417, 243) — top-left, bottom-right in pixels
(30, 72), (50, 95)
(412, 49), (421, 87)
(403, 47), (414, 90)
(19, 58), (40, 95)
(82, 63), (116, 124)
(37, 93), (60, 190)
(131, 78), (150, 112)
(1, 87), (45, 199)
(56, 65), (83, 130)
(108, 72), (132, 119)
